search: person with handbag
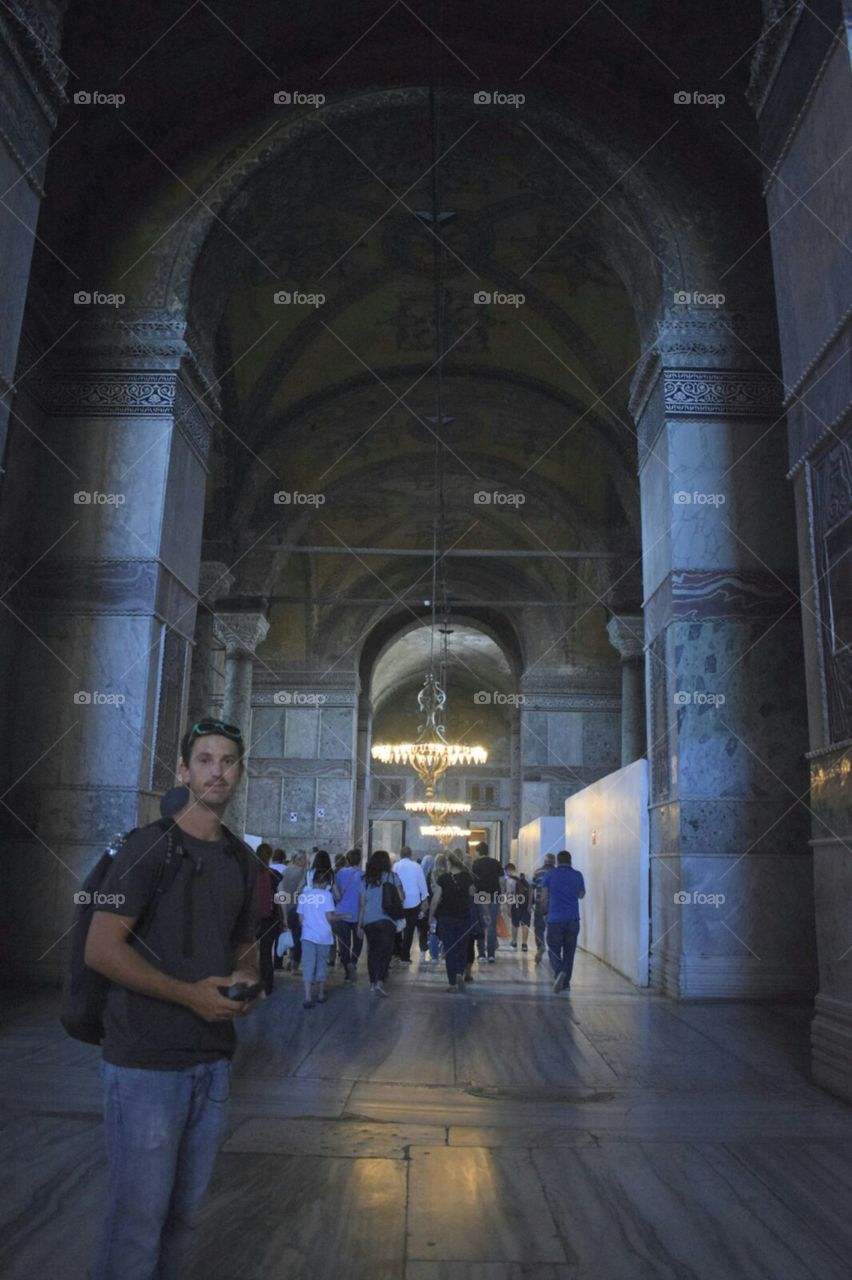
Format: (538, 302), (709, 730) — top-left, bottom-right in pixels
(428, 849), (475, 992)
(357, 850), (404, 996)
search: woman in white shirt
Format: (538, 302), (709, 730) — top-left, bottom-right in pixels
(297, 851), (338, 1009)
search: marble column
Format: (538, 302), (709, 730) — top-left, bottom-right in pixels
(187, 562), (234, 722)
(630, 309), (816, 1000)
(607, 614), (646, 766)
(0, 1), (68, 466)
(0, 314), (216, 980)
(213, 609), (270, 837)
(748, 5), (852, 1098)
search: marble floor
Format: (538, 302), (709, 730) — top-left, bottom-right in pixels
(2, 947), (852, 1279)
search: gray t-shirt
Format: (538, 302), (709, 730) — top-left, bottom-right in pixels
(361, 871), (404, 925)
(96, 821), (257, 1069)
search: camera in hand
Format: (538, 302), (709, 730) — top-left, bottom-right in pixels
(218, 981), (262, 1001)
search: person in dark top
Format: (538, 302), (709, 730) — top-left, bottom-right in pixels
(532, 852), (556, 964)
(84, 719), (260, 1280)
(510, 869), (532, 951)
(428, 849), (475, 991)
(471, 840), (505, 962)
(540, 848), (586, 993)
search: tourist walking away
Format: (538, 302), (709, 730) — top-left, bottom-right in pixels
(471, 841), (505, 962)
(277, 851), (307, 971)
(83, 719), (260, 1280)
(509, 867), (532, 951)
(358, 850), (404, 995)
(334, 848), (364, 980)
(298, 851), (338, 1008)
(532, 852), (556, 963)
(429, 849), (475, 991)
(393, 845), (429, 963)
(540, 849), (586, 992)
(255, 842), (279, 994)
(424, 851), (446, 964)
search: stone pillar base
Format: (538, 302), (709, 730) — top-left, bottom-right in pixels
(651, 949), (817, 1000)
(812, 995), (852, 1105)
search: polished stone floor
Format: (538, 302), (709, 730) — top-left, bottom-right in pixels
(2, 947), (852, 1279)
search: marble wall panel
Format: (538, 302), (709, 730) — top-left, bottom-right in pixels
(581, 712), (620, 770)
(320, 706), (355, 760)
(547, 711), (584, 767)
(245, 776), (282, 839)
(34, 419), (173, 562)
(521, 711), (549, 765)
(667, 420), (796, 574)
(639, 441), (672, 603)
(159, 427), (206, 585)
(316, 776), (354, 848)
(284, 708), (320, 759)
(280, 777), (317, 837)
(249, 706), (287, 758)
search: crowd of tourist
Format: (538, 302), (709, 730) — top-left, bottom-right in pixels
(252, 840), (586, 1004)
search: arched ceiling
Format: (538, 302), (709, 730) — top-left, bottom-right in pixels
(372, 623), (513, 713)
(38, 0), (767, 676)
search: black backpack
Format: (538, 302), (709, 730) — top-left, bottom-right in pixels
(60, 818), (184, 1045)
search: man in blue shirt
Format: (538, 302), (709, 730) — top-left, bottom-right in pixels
(540, 849), (585, 993)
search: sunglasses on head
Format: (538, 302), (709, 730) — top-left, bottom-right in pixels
(189, 719), (244, 741)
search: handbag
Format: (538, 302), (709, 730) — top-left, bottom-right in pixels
(276, 928), (294, 957)
(381, 874), (405, 921)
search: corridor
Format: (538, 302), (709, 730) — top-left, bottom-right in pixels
(2, 947), (852, 1279)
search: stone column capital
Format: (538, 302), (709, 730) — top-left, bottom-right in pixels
(214, 610), (270, 657)
(607, 614), (645, 661)
(198, 562), (235, 604)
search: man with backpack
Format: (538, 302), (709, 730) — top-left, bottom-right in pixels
(82, 719), (260, 1280)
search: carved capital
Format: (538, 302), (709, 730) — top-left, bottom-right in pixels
(198, 562), (235, 603)
(607, 614), (645, 660)
(214, 610), (270, 656)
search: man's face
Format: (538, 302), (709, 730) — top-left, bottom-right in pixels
(179, 734), (242, 807)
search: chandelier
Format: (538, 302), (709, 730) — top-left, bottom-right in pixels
(404, 796), (472, 824)
(372, 673), (487, 788)
(420, 824), (472, 845)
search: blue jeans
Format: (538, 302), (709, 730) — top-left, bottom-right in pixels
(477, 902), (499, 958)
(437, 916), (470, 984)
(301, 939), (329, 984)
(93, 1058), (231, 1280)
(546, 919), (580, 984)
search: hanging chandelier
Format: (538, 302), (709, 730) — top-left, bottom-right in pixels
(404, 796), (472, 823)
(420, 823), (473, 845)
(372, 673), (487, 787)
